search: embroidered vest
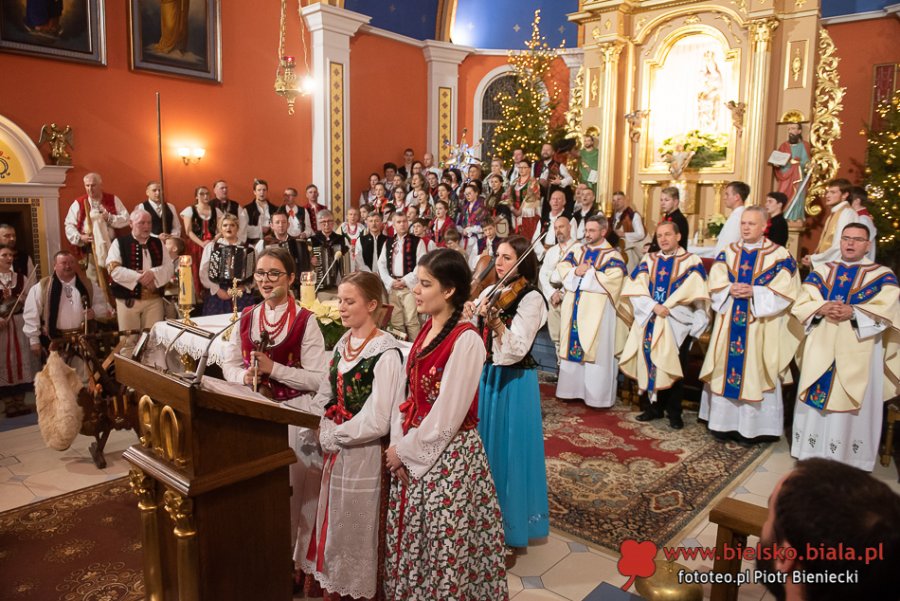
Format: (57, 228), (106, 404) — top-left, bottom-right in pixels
(239, 303), (313, 401)
(387, 234), (420, 278)
(75, 192), (117, 233)
(400, 322), (480, 434)
(142, 200), (177, 236)
(109, 235), (164, 299)
(359, 233), (387, 270)
(323, 347), (399, 422)
(39, 274), (92, 340)
(190, 206), (217, 240)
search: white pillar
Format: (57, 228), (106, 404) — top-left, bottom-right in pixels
(301, 3), (370, 219)
(422, 41), (473, 161)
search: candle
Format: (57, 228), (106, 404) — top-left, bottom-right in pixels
(300, 271), (316, 306)
(178, 255), (194, 305)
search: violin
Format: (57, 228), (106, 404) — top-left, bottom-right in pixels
(469, 253), (497, 301)
(484, 275), (529, 314)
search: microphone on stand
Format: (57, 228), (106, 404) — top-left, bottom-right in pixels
(314, 250), (343, 295)
(187, 285), (286, 386)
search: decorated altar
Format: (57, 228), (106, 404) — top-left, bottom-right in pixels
(567, 0), (840, 256)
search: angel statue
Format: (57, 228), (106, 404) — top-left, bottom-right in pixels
(38, 123), (74, 166)
(666, 144), (695, 181)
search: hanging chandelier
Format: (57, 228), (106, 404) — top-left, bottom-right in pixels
(274, 0), (315, 115)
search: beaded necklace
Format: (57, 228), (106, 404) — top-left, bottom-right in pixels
(258, 300), (295, 340)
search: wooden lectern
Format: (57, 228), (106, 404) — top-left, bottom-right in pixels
(116, 353), (318, 601)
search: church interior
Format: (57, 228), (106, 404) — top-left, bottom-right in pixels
(1, 1), (900, 600)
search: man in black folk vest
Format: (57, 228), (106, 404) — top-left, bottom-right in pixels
(106, 210), (174, 344)
(357, 211), (389, 273)
(138, 181), (181, 241)
(378, 211), (427, 340)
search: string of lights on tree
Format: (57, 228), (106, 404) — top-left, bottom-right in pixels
(863, 90), (899, 261)
(491, 10), (562, 163)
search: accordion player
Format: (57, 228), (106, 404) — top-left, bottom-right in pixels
(200, 215), (256, 315)
(310, 210), (349, 296)
(256, 209), (313, 295)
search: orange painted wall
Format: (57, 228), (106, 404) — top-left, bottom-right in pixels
(0, 1), (313, 240)
(825, 17), (900, 183)
(348, 31), (427, 205)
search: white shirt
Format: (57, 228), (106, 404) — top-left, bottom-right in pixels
(854, 212), (877, 261)
(474, 286), (547, 367)
(283, 204), (313, 238)
(378, 234), (427, 291)
(713, 205), (745, 256)
(64, 195), (129, 246)
(246, 201), (274, 241)
(532, 212), (576, 260)
(106, 237), (175, 291)
(140, 199), (182, 238)
(539, 239), (581, 301)
(22, 276), (110, 346)
(613, 209), (646, 249)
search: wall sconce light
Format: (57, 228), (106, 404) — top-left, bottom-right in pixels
(177, 147), (205, 165)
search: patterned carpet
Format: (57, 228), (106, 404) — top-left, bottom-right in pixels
(0, 478), (144, 601)
(542, 384), (771, 553)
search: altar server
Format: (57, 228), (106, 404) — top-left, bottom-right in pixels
(620, 222), (710, 429)
(790, 223), (899, 471)
(700, 206), (801, 442)
(556, 215), (628, 408)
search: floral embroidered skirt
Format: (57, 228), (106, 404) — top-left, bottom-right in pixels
(384, 429), (508, 600)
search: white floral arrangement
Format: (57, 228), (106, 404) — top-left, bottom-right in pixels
(707, 214), (727, 237)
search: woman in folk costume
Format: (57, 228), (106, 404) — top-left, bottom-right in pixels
(299, 271), (405, 600)
(484, 173), (512, 237)
(199, 213), (255, 315)
(384, 249), (508, 600)
(463, 235), (549, 558)
(507, 159), (542, 240)
(180, 185), (221, 297)
(0, 247), (34, 416)
(219, 247), (329, 591)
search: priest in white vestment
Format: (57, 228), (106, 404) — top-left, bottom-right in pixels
(620, 222), (710, 429)
(556, 214), (627, 408)
(700, 206), (801, 441)
(790, 223), (900, 471)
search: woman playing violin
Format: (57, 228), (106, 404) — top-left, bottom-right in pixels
(463, 235), (549, 563)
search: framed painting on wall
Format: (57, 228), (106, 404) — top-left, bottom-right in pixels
(128, 0), (221, 82)
(0, 0), (106, 65)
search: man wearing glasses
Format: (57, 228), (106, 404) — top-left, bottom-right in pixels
(310, 210), (348, 298)
(790, 223), (899, 471)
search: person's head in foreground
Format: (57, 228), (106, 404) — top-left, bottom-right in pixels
(757, 458), (900, 601)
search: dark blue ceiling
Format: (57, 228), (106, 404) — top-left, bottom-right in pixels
(821, 0), (894, 18)
(344, 0), (439, 41)
(344, 1), (892, 47)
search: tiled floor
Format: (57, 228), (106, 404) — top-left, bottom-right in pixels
(1, 419), (898, 600)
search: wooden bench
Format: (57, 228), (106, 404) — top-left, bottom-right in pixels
(708, 497), (769, 601)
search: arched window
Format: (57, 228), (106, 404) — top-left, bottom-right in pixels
(478, 73), (517, 160)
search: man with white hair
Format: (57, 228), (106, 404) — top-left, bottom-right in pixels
(310, 209), (347, 297)
(63, 172), (129, 309)
(106, 210), (174, 343)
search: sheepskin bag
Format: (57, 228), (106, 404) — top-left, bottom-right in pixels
(35, 351), (84, 451)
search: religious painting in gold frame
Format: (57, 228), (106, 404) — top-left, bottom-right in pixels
(639, 25), (740, 175)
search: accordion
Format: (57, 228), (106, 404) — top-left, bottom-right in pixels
(208, 243), (254, 287)
(312, 242), (348, 290)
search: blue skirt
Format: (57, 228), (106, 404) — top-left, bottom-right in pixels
(478, 363), (549, 547)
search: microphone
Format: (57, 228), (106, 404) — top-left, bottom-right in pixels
(314, 249), (343, 294)
(188, 285), (287, 385)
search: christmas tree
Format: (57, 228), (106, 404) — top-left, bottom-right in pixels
(491, 10), (560, 163)
(864, 89), (900, 269)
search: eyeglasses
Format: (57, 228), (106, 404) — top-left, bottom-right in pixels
(254, 269), (287, 282)
(840, 236), (868, 243)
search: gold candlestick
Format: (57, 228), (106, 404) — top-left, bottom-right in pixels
(177, 255), (197, 326)
(222, 277), (244, 342)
